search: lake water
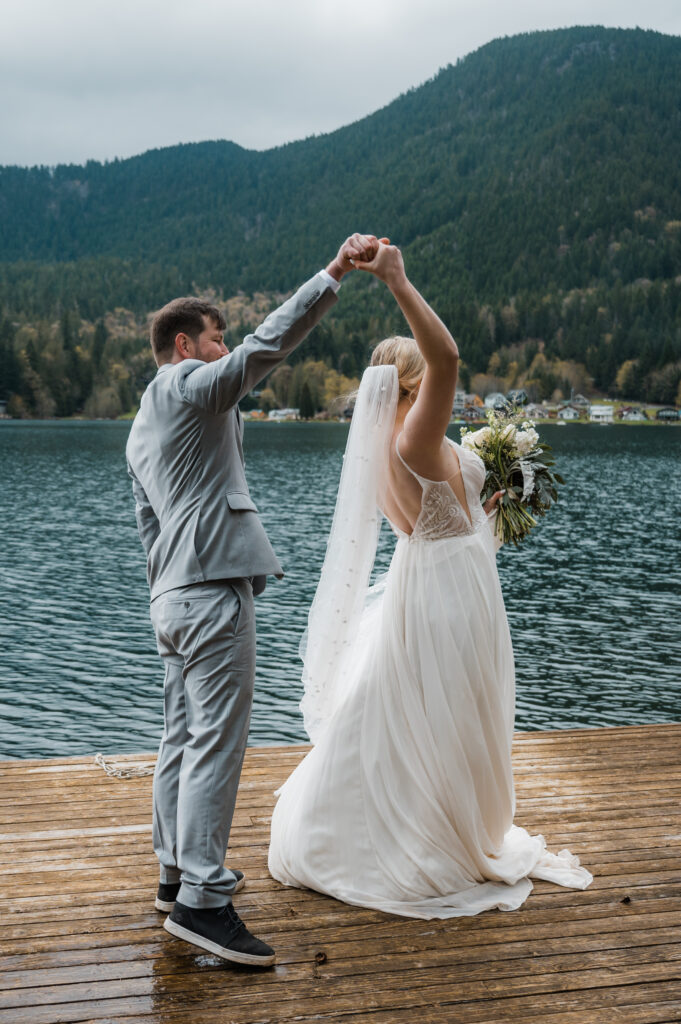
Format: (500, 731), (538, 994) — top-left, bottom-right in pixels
(0, 421), (679, 759)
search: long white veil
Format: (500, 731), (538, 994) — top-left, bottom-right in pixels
(299, 364), (399, 743)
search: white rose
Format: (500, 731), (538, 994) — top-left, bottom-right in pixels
(501, 424), (516, 443)
(515, 428), (539, 455)
(514, 431), (532, 455)
(462, 426), (491, 451)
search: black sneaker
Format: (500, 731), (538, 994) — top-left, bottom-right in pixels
(164, 900), (275, 966)
(155, 870), (245, 912)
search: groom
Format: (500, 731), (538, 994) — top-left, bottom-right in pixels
(126, 233), (379, 966)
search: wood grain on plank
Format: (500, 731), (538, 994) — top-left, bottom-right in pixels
(0, 722), (679, 1024)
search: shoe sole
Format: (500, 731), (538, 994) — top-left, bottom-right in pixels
(155, 897), (176, 912)
(155, 874), (245, 913)
(163, 916), (275, 966)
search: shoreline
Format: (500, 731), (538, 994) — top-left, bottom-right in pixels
(1, 416), (680, 426)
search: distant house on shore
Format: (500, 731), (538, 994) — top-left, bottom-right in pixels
(268, 408), (300, 421)
(453, 390), (483, 416)
(524, 403), (549, 419)
(557, 404), (581, 421)
(484, 392), (509, 411)
(617, 406), (648, 422)
(656, 407), (680, 421)
(590, 405), (614, 423)
(461, 406), (484, 421)
(572, 394), (590, 410)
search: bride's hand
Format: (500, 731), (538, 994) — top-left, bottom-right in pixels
(483, 490), (505, 514)
(352, 240), (406, 288)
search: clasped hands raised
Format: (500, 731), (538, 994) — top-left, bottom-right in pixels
(330, 234), (405, 288)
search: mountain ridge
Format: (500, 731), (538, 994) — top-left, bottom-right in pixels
(1, 25), (681, 414)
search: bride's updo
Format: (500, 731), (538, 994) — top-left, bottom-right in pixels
(371, 336), (425, 400)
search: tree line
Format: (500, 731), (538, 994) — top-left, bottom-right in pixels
(2, 273), (679, 420)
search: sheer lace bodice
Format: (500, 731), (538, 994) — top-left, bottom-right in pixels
(392, 436), (488, 541)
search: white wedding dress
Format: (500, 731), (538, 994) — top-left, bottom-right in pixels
(268, 396), (592, 918)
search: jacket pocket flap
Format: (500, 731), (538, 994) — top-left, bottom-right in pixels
(226, 491), (258, 512)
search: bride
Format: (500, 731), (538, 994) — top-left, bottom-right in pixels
(268, 242), (592, 918)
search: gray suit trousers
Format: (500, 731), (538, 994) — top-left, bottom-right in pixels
(149, 578), (255, 909)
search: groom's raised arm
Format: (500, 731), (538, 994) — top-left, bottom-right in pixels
(177, 273), (337, 414)
(177, 234), (379, 415)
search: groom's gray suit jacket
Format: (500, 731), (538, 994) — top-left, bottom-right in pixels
(126, 272), (337, 600)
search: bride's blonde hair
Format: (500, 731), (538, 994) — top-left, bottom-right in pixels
(371, 336), (425, 400)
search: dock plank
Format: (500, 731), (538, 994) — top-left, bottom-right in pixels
(0, 723), (680, 1023)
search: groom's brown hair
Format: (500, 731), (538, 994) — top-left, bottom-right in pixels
(151, 298), (227, 360)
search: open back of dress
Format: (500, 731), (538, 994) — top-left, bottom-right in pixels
(383, 435), (487, 541)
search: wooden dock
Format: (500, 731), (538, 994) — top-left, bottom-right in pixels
(0, 722), (680, 1024)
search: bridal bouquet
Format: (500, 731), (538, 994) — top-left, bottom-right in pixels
(460, 410), (564, 545)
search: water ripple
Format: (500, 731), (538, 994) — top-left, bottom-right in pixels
(0, 420), (679, 758)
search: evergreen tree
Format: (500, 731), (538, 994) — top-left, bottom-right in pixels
(299, 381), (315, 419)
(92, 320), (107, 372)
(0, 319), (20, 400)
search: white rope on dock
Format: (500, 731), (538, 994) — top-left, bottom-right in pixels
(94, 753), (156, 778)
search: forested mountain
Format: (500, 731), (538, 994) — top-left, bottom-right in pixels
(2, 25), (681, 417)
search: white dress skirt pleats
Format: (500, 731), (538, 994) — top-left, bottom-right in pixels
(269, 523), (592, 919)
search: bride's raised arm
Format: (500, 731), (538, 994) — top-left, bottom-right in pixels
(353, 242), (459, 472)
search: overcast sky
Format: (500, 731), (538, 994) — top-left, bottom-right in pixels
(2, 0), (680, 168)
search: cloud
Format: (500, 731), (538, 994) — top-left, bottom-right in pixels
(1, 0), (680, 166)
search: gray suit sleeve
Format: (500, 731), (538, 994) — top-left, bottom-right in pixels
(127, 461), (160, 555)
(177, 273), (338, 414)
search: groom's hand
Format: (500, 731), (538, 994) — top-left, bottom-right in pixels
(325, 234), (380, 282)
